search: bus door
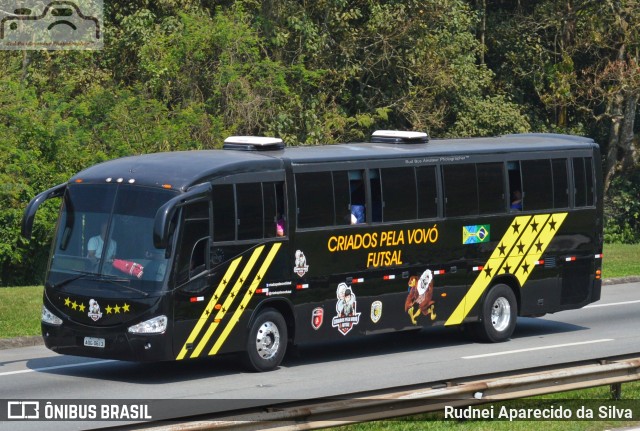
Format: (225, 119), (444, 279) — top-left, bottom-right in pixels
(172, 178), (289, 359)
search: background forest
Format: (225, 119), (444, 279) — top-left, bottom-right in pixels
(0, 0), (638, 285)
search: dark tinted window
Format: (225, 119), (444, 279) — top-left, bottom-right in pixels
(521, 160), (553, 210)
(416, 166), (438, 219)
(296, 172), (334, 228)
(443, 164), (478, 217)
(212, 185), (235, 242)
(477, 162), (505, 214)
(574, 157), (595, 207)
(333, 171), (351, 226)
(381, 167), (417, 221)
(552, 159), (569, 208)
(237, 183), (264, 240)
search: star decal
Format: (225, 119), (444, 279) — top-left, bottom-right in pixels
(105, 305), (113, 314)
(512, 221), (521, 234)
(78, 303), (86, 312)
(517, 242), (525, 254)
(549, 218), (557, 231)
(122, 303), (130, 313)
(484, 265), (493, 277)
(503, 264), (512, 274)
(498, 244), (507, 256)
(535, 240), (543, 252)
(114, 304), (121, 314)
(71, 301), (78, 310)
(521, 263), (530, 274)
(530, 220), (539, 232)
(65, 297), (71, 307)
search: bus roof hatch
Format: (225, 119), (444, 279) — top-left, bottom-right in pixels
(223, 136), (285, 151)
(371, 130), (429, 144)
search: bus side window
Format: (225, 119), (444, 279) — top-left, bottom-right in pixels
(381, 167), (417, 221)
(416, 165), (437, 219)
(296, 172), (334, 228)
(348, 170), (366, 224)
(508, 161), (523, 211)
(477, 162), (505, 214)
(443, 164), (478, 217)
(264, 182), (286, 238)
(522, 160), (553, 211)
(573, 157), (594, 207)
(333, 171), (352, 225)
(552, 159), (569, 208)
(237, 183), (264, 240)
(213, 185), (235, 242)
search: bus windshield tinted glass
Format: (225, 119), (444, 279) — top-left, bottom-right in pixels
(49, 184), (177, 294)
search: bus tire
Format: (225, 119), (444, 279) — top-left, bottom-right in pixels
(242, 308), (288, 372)
(471, 284), (517, 343)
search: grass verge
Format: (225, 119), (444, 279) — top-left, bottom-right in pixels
(0, 285), (42, 338)
(602, 243), (640, 279)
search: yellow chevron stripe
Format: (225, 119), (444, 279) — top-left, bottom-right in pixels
(176, 257), (242, 360)
(189, 245), (265, 359)
(445, 213), (567, 326)
(209, 243), (282, 356)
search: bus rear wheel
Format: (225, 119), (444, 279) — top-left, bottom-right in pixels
(471, 284), (517, 343)
(242, 308), (288, 372)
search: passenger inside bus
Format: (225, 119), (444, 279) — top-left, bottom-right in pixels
(350, 174), (366, 224)
(510, 190), (523, 211)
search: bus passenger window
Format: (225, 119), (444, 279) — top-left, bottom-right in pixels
(552, 159), (569, 208)
(443, 164), (478, 217)
(369, 169), (383, 222)
(333, 171), (352, 226)
(349, 171), (366, 224)
(213, 185), (235, 242)
(521, 160), (553, 211)
(296, 172), (334, 228)
(381, 167), (417, 221)
(237, 183), (264, 240)
(477, 162), (505, 214)
(416, 166), (437, 219)
(508, 161), (523, 212)
(264, 182), (286, 238)
(573, 157), (594, 207)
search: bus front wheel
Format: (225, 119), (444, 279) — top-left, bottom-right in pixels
(242, 308), (288, 372)
(471, 284), (517, 343)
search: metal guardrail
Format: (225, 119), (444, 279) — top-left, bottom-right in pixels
(109, 355), (640, 431)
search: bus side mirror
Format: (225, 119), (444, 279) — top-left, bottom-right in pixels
(21, 183), (67, 240)
(153, 183), (212, 249)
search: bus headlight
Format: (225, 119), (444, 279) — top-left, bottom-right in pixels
(42, 305), (63, 326)
(128, 315), (167, 334)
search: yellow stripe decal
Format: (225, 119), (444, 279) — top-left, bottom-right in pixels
(445, 212), (568, 326)
(209, 243), (282, 356)
(176, 257), (242, 360)
(190, 245), (266, 359)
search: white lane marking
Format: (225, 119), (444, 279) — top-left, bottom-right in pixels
(585, 300), (640, 308)
(0, 359), (115, 377)
(462, 339), (614, 359)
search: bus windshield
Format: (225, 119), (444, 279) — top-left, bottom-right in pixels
(48, 184), (178, 295)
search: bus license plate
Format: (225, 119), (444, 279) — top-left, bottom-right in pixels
(83, 337), (105, 348)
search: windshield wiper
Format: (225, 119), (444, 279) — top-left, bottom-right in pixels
(48, 270), (97, 290)
(100, 276), (149, 297)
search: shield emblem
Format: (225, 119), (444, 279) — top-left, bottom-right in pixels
(311, 307), (323, 330)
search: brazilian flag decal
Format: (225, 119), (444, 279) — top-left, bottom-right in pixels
(463, 225), (490, 244)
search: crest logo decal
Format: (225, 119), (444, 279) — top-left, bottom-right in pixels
(88, 299), (103, 322)
(294, 250), (309, 277)
(370, 301), (382, 323)
(311, 307), (324, 330)
(332, 283), (361, 335)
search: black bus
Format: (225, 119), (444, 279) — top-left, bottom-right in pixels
(22, 131), (603, 371)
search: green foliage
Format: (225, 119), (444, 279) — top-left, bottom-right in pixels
(604, 169), (640, 244)
(0, 1), (637, 285)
